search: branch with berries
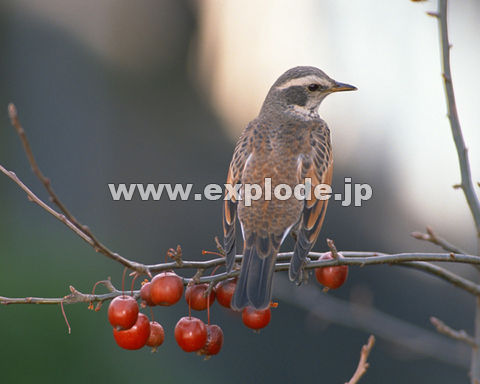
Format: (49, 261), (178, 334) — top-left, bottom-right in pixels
(0, 100), (477, 362)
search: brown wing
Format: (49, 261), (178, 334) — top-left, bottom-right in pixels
(289, 125), (333, 283)
(223, 124), (254, 272)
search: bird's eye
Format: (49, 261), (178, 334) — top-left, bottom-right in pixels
(308, 84), (320, 91)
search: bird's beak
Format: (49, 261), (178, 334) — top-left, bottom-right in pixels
(331, 81), (357, 92)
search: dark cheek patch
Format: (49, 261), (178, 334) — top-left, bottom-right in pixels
(283, 86), (308, 106)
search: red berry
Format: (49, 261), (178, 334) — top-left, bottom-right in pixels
(185, 284), (215, 311)
(140, 282), (155, 307)
(242, 307), (271, 330)
(108, 295), (139, 330)
(315, 252), (348, 289)
(113, 313), (150, 350)
(150, 271), (184, 306)
(199, 324), (224, 357)
(146, 321), (165, 351)
(174, 316), (207, 352)
(215, 278), (237, 308)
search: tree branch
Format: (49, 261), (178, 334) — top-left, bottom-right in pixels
(431, 1), (480, 239)
(345, 335), (375, 384)
(430, 316), (477, 349)
(7, 103), (151, 275)
(397, 261), (480, 296)
(429, 2), (480, 382)
(411, 226), (468, 255)
(275, 276), (469, 368)
(0, 282), (130, 306)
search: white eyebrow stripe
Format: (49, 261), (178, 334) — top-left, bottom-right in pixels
(275, 75), (331, 90)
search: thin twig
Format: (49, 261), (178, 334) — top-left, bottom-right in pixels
(345, 335), (375, 384)
(430, 2), (480, 381)
(326, 238), (340, 259)
(432, 2), (480, 238)
(0, 162), (148, 273)
(398, 261), (480, 296)
(431, 316), (477, 349)
(8, 103), (82, 230)
(0, 284), (138, 305)
(7, 103), (148, 274)
(411, 226), (468, 254)
(276, 276), (469, 368)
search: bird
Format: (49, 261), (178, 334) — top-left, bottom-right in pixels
(223, 66), (356, 310)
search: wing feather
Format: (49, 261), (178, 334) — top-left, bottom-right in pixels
(289, 125), (333, 282)
(223, 125), (254, 272)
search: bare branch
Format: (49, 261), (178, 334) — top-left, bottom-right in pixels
(7, 103), (149, 274)
(430, 2), (480, 381)
(275, 276), (469, 368)
(411, 226), (468, 255)
(326, 238), (340, 259)
(0, 284), (136, 305)
(397, 261), (480, 296)
(431, 316), (477, 349)
(431, 2), (480, 238)
(8, 103), (81, 230)
(345, 335), (376, 384)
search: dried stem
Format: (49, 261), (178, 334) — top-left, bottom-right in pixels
(430, 0), (480, 381)
(6, 103), (149, 274)
(0, 283), (132, 305)
(326, 238), (340, 259)
(411, 226), (468, 254)
(345, 335), (375, 384)
(431, 316), (477, 349)
(432, 2), (480, 238)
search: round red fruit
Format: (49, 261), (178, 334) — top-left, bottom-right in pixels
(113, 313), (150, 350)
(215, 278), (236, 308)
(108, 295), (139, 330)
(242, 307), (271, 330)
(174, 316), (207, 352)
(185, 284), (215, 311)
(146, 321), (165, 351)
(150, 272), (184, 306)
(140, 282), (155, 307)
(199, 324), (224, 357)
(315, 252), (348, 289)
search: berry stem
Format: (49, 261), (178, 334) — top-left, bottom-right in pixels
(130, 273), (139, 296)
(207, 293), (211, 325)
(60, 301), (71, 334)
(188, 295), (192, 319)
(202, 250), (224, 258)
(121, 267), (128, 295)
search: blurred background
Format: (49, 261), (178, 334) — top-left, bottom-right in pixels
(0, 0), (479, 382)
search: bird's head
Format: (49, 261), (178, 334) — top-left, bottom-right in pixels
(261, 66), (356, 119)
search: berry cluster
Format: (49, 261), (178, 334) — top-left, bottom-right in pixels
(106, 251), (348, 357)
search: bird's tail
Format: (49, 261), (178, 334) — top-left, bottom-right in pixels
(231, 234), (278, 311)
(289, 228), (313, 284)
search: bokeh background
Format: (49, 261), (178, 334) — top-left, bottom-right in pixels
(1, 0), (479, 382)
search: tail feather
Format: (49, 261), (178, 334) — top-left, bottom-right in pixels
(289, 230), (311, 284)
(231, 247), (253, 310)
(231, 236), (277, 311)
(246, 250), (276, 309)
(224, 229), (236, 273)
